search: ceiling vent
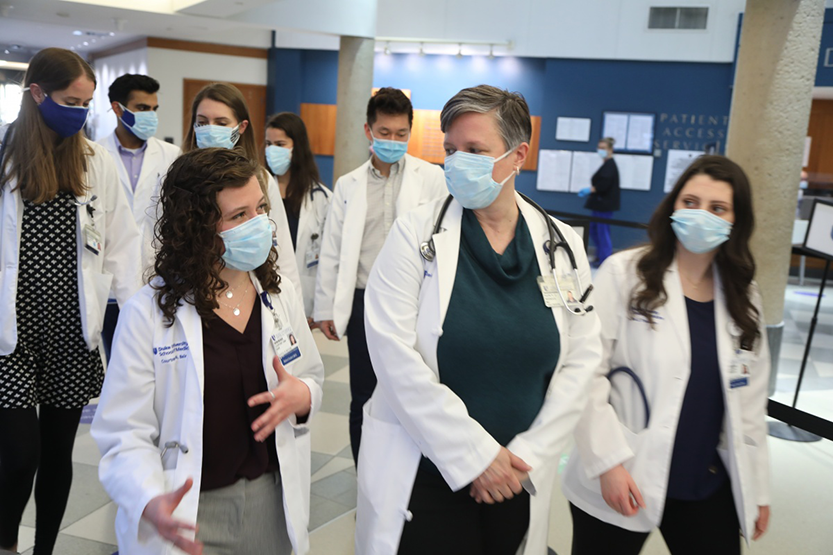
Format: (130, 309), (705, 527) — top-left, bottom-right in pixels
(649, 7), (709, 30)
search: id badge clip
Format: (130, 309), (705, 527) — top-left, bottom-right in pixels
(271, 327), (302, 366)
(84, 225), (102, 255)
(728, 349), (751, 389)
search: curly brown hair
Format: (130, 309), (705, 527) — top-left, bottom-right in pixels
(151, 148), (281, 326)
(631, 155), (760, 349)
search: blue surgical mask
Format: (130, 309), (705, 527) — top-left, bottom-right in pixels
(444, 148), (517, 209)
(119, 103), (158, 141)
(670, 209), (732, 254)
(219, 214), (273, 271)
(37, 94), (89, 138)
(370, 132), (409, 164)
(597, 148), (608, 158)
(195, 124), (240, 149)
(265, 145), (292, 176)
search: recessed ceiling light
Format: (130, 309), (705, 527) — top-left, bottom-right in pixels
(73, 30), (83, 36)
(109, 32), (115, 36)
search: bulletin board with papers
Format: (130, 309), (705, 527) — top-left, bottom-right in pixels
(536, 150), (654, 192)
(602, 112), (656, 154)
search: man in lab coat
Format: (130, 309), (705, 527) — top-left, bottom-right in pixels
(314, 88), (446, 464)
(97, 74), (180, 357)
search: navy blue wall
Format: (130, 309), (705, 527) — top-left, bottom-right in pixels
(534, 59), (733, 248)
(816, 9), (833, 86)
(271, 7), (833, 249)
(269, 49), (736, 249)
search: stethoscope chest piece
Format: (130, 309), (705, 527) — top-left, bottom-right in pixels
(420, 240), (435, 262)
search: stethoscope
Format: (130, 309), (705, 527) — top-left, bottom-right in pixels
(419, 193), (594, 315)
(608, 367), (651, 429)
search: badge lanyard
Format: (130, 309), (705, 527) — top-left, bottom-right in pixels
(261, 291), (302, 366)
(728, 321), (751, 389)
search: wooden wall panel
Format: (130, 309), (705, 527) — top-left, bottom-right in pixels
(807, 99), (833, 180)
(408, 109), (445, 164)
(525, 116), (541, 172)
(300, 103), (337, 156)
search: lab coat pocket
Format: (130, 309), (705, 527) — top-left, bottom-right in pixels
(576, 423), (645, 494)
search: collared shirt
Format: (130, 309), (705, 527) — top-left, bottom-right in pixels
(356, 156), (405, 288)
(115, 133), (148, 192)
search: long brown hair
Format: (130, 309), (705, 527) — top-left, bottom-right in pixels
(0, 48), (95, 203)
(632, 155), (761, 349)
(182, 83), (259, 159)
(182, 82), (272, 206)
(265, 112), (321, 217)
(151, 148), (281, 326)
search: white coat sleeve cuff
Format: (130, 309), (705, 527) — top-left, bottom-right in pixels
(441, 439), (502, 492)
(288, 377), (320, 429)
(583, 447), (634, 480)
(313, 307), (333, 322)
(133, 486), (166, 545)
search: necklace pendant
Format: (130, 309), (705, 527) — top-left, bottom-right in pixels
(225, 290), (234, 299)
(233, 308), (241, 316)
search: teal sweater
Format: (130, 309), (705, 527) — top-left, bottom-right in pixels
(420, 209), (560, 477)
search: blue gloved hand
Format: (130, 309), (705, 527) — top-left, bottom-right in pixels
(578, 187), (591, 198)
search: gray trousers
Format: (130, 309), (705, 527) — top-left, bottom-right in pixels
(196, 472), (292, 555)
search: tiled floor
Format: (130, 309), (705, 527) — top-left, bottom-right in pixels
(7, 277), (833, 555)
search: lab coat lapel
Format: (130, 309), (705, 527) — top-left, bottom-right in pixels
(176, 302), (206, 397)
(135, 138), (159, 193)
(253, 276), (280, 391)
(106, 134), (133, 203)
(517, 193), (567, 356)
(341, 169), (368, 264)
(434, 199), (463, 329)
(712, 268), (737, 390)
(663, 258), (692, 366)
(396, 156), (420, 216)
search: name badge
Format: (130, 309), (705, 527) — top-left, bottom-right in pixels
(730, 377), (749, 389)
(537, 275), (560, 308)
(84, 225), (102, 255)
(271, 326), (302, 366)
(558, 271), (582, 311)
(305, 249), (320, 269)
(728, 349), (752, 388)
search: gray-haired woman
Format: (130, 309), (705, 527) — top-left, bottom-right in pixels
(355, 85), (602, 554)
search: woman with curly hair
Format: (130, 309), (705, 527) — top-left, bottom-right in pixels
(91, 147), (324, 555)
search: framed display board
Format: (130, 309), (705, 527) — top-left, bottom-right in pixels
(602, 111), (655, 153)
(803, 198), (833, 260)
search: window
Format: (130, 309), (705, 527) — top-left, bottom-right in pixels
(649, 7), (709, 30)
(0, 83), (23, 126)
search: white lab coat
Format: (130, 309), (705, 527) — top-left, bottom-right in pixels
(294, 183), (332, 316)
(97, 133), (180, 230)
(313, 154), (446, 335)
(561, 247), (771, 542)
(0, 136), (142, 356)
(91, 277), (324, 555)
(356, 193), (603, 554)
